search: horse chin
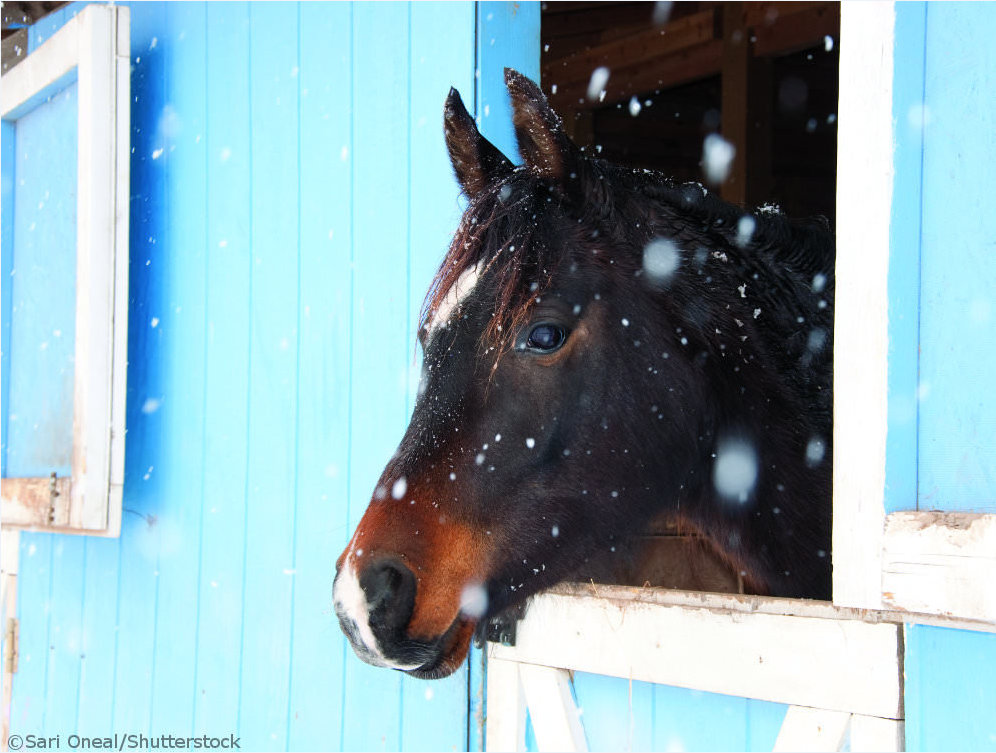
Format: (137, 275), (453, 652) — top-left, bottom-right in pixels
(403, 618), (476, 680)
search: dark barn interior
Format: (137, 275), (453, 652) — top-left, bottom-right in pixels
(542, 1), (839, 223)
(541, 1), (840, 595)
(1, 1), (66, 73)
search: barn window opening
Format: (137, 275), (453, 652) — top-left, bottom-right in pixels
(541, 1), (839, 598)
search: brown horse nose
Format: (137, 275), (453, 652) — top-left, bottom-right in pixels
(359, 558), (417, 634)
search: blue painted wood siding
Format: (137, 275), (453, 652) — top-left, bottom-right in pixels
(7, 3), (538, 751)
(888, 1), (996, 514)
(889, 6), (996, 752)
(559, 674), (785, 753)
(904, 624), (996, 751)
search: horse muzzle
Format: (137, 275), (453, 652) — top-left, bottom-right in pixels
(332, 555), (476, 678)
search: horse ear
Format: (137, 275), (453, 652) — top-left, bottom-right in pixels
(444, 87), (513, 197)
(504, 68), (579, 183)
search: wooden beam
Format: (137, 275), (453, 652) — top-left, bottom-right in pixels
(544, 9), (719, 109)
(882, 511), (996, 622)
(1, 28), (28, 74)
(720, 3), (750, 203)
(541, 2), (839, 114)
(542, 3), (657, 41)
(490, 587), (903, 719)
(752, 2), (840, 58)
(549, 39), (723, 113)
(849, 715), (904, 752)
(743, 2), (830, 30)
(486, 657), (527, 753)
(774, 706), (851, 752)
(1, 476), (72, 528)
(832, 0), (894, 611)
(518, 664), (588, 752)
(0, 9), (80, 118)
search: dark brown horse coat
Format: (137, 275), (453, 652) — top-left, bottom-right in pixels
(333, 69), (833, 678)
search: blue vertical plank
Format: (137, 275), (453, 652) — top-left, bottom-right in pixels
(75, 536), (122, 736)
(112, 0), (169, 735)
(916, 2), (996, 512)
(402, 3), (477, 748)
(406, 0), (476, 397)
(477, 1), (541, 162)
(654, 684), (786, 752)
(886, 1), (926, 514)
(341, 3), (410, 749)
(123, 0), (169, 514)
(148, 1), (208, 736)
(904, 624), (996, 751)
(744, 698), (789, 751)
(569, 676), (785, 753)
(193, 0), (251, 738)
(8, 534), (53, 733)
(287, 2), (352, 749)
(571, 673), (654, 752)
(238, 2), (299, 748)
(42, 537), (86, 735)
(1, 120), (14, 476)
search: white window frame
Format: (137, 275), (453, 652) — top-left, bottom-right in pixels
(486, 3), (996, 750)
(832, 2), (996, 622)
(1, 4), (130, 536)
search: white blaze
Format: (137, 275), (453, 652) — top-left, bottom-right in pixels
(332, 558), (423, 671)
(427, 263), (481, 334)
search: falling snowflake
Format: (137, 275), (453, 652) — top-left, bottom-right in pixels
(586, 67), (610, 102)
(702, 133), (735, 184)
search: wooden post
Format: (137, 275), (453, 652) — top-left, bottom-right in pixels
(720, 3), (772, 207)
(486, 656), (527, 752)
(518, 664), (588, 752)
(721, 3), (749, 205)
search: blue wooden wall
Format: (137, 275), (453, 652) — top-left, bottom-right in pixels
(888, 4), (996, 750)
(6, 2), (537, 750)
(887, 1), (996, 516)
(904, 624), (996, 751)
(561, 674), (786, 753)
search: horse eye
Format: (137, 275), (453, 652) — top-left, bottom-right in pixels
(526, 324), (566, 351)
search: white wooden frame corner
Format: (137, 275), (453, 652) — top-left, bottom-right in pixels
(1, 3), (130, 536)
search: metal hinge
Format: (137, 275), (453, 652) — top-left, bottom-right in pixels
(48, 471), (60, 525)
(4, 617), (18, 675)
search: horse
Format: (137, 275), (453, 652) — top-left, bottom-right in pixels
(333, 69), (833, 679)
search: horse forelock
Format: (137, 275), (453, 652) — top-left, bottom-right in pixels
(420, 173), (559, 354)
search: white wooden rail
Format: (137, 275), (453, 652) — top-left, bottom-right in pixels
(486, 585), (913, 753)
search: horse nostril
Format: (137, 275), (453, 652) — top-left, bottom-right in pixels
(359, 559), (417, 633)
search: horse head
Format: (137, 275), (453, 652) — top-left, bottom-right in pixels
(333, 70), (833, 678)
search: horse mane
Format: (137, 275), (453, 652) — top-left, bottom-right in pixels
(421, 159), (834, 362)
